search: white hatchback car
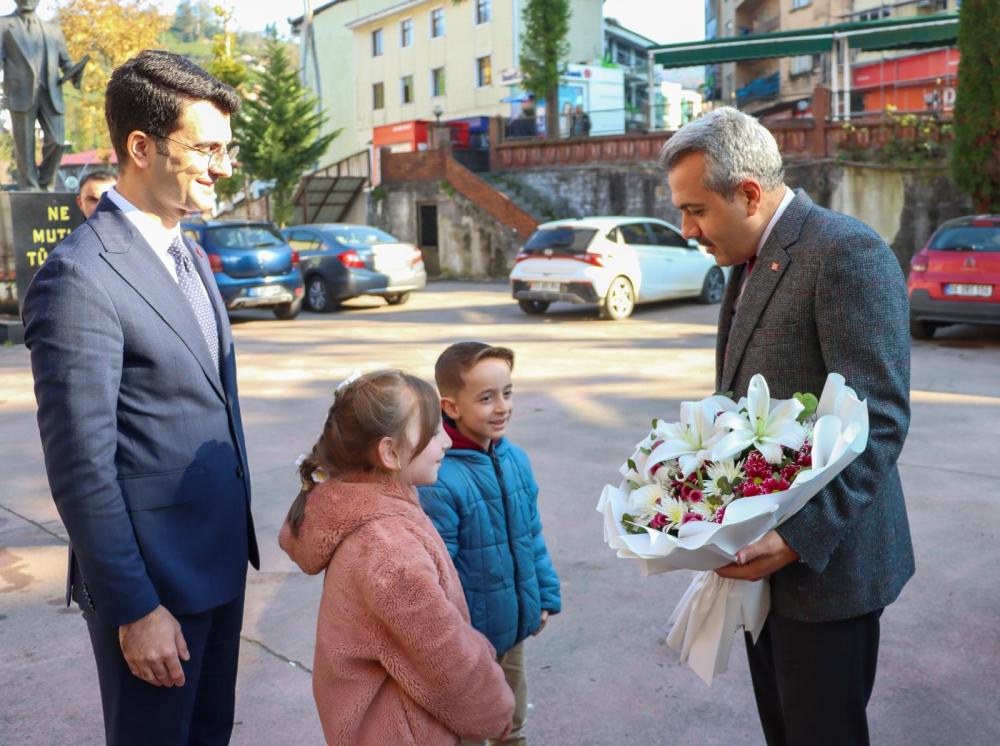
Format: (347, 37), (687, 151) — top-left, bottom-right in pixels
(509, 217), (727, 319)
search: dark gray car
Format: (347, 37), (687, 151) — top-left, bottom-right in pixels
(281, 224), (427, 312)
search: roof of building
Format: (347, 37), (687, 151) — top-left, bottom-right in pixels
(289, 0), (349, 31)
(61, 149), (118, 166)
(604, 17), (658, 50)
(651, 12), (958, 68)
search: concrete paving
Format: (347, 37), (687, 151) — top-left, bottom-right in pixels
(2, 281), (999, 745)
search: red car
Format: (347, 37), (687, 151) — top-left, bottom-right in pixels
(907, 215), (1000, 339)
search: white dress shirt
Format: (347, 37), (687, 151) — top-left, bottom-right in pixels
(106, 188), (212, 307)
(738, 187), (795, 302)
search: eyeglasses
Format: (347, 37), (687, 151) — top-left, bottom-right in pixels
(159, 135), (239, 170)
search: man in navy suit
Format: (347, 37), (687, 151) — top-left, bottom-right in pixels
(23, 50), (259, 745)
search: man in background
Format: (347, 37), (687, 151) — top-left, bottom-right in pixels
(76, 169), (117, 219)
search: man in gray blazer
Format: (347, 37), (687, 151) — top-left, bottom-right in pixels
(0, 0), (79, 189)
(660, 108), (913, 746)
(23, 51), (257, 745)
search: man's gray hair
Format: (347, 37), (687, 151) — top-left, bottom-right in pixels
(658, 107), (784, 196)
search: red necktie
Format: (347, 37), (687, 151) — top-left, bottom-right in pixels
(746, 256), (757, 276)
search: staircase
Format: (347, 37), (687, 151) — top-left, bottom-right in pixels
(479, 173), (562, 224)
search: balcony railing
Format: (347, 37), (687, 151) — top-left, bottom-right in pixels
(737, 72), (780, 107)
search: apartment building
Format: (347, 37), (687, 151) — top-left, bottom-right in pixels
(293, 0), (603, 167)
(703, 0), (959, 118)
(703, 0), (849, 118)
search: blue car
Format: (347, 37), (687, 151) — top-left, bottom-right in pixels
(281, 224), (426, 312)
(181, 219), (304, 319)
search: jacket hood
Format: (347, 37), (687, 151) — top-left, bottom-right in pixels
(279, 472), (420, 575)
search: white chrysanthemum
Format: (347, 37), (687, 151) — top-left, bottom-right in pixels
(655, 497), (686, 527)
(702, 459), (742, 499)
(687, 501), (715, 521)
(628, 483), (667, 518)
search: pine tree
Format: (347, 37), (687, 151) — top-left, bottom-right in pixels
(233, 36), (339, 226)
(519, 0), (571, 140)
(950, 0), (1000, 213)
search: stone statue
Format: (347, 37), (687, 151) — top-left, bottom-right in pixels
(1, 0), (84, 191)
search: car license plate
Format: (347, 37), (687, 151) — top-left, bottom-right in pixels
(374, 247), (408, 272)
(944, 283), (992, 297)
(249, 285), (283, 298)
(530, 281), (561, 292)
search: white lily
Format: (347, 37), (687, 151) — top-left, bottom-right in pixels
(711, 374), (806, 464)
(646, 396), (734, 478)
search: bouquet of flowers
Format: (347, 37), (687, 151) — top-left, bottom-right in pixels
(596, 372), (869, 683)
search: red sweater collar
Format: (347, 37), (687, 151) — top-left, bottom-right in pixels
(443, 416), (496, 453)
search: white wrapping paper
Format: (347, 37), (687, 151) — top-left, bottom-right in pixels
(596, 373), (869, 684)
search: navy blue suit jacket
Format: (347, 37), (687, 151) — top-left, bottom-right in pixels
(23, 196), (259, 628)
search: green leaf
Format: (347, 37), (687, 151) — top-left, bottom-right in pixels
(794, 392), (819, 423)
(626, 458), (637, 472)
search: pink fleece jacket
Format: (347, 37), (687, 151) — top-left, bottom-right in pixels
(279, 473), (514, 745)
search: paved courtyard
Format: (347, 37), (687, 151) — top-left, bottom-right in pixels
(2, 281), (999, 745)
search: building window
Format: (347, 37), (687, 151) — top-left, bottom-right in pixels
(475, 0), (492, 25)
(431, 67), (446, 97)
(430, 7), (445, 38)
(789, 55), (814, 76)
(400, 18), (413, 48)
(476, 55), (492, 87)
(791, 0), (811, 9)
(401, 75), (414, 104)
(373, 82), (384, 109)
(372, 28), (383, 56)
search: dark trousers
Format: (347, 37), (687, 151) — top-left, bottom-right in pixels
(9, 94), (65, 190)
(745, 609), (882, 746)
(83, 592), (245, 746)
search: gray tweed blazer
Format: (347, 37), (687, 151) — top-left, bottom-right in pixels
(716, 189), (914, 623)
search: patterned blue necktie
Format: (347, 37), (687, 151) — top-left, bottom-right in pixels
(167, 237), (220, 372)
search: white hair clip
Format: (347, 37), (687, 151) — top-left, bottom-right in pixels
(334, 370), (363, 400)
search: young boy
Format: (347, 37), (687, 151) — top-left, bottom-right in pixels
(419, 342), (562, 746)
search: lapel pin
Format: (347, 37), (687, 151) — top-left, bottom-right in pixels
(770, 261), (780, 272)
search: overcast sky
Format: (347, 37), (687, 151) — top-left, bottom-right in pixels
(13, 0), (706, 43)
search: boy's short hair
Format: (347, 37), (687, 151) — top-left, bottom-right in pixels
(435, 342), (515, 397)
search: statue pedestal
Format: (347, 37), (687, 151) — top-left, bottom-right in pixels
(0, 192), (85, 326)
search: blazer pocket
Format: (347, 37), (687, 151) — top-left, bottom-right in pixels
(118, 465), (207, 511)
(747, 322), (802, 348)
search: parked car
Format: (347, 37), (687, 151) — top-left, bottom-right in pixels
(281, 224), (427, 312)
(509, 217), (727, 320)
(181, 219), (304, 319)
(908, 215), (1000, 339)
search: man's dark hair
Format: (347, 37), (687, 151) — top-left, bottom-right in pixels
(105, 50), (240, 165)
(78, 169), (117, 191)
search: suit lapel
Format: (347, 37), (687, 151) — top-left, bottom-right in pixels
(91, 201), (225, 402)
(719, 190), (812, 393)
(715, 263), (744, 392)
(9, 20), (38, 76)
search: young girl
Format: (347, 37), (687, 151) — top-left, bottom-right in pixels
(279, 370), (514, 746)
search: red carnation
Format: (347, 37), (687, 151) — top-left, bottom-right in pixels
(760, 477), (791, 494)
(740, 482), (763, 497)
(650, 513), (668, 531)
(744, 451), (774, 480)
(682, 512), (704, 524)
(781, 464), (800, 483)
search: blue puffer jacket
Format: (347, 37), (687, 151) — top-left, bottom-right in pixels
(418, 423), (561, 656)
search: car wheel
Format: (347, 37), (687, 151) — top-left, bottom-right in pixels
(273, 298), (302, 320)
(384, 292), (412, 306)
(698, 267), (725, 304)
(306, 276), (335, 312)
(518, 299), (550, 315)
(600, 276), (636, 320)
(909, 316), (936, 340)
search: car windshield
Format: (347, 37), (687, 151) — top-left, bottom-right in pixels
(523, 227), (597, 252)
(929, 225), (1000, 252)
(327, 227), (397, 246)
(207, 224), (285, 250)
